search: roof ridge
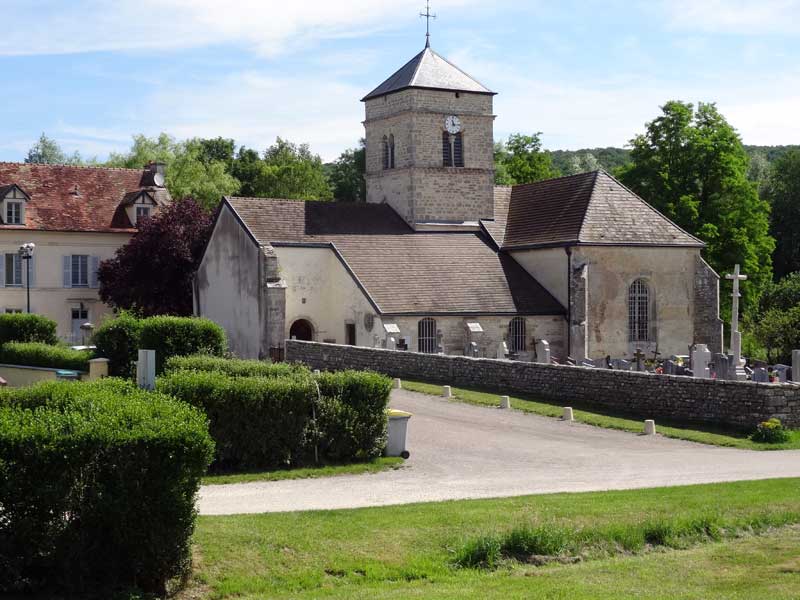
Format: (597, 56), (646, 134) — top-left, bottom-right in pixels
(0, 161), (145, 173)
(509, 170), (600, 192)
(576, 171), (601, 241)
(408, 46), (429, 87)
(583, 170), (704, 246)
(425, 47), (494, 95)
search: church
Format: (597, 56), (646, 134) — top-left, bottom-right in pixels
(194, 39), (723, 362)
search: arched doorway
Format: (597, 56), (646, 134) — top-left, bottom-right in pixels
(290, 319), (314, 341)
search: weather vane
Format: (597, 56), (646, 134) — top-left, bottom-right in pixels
(420, 1), (436, 48)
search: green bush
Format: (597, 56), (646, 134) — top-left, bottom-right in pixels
(164, 353), (307, 379)
(315, 370), (391, 461)
(92, 311), (143, 378)
(157, 370), (315, 471)
(0, 379), (214, 596)
(751, 418), (791, 444)
(0, 341), (92, 371)
(0, 313), (58, 345)
(140, 316), (227, 374)
(93, 314), (227, 377)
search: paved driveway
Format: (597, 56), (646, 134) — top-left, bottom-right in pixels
(198, 389), (800, 515)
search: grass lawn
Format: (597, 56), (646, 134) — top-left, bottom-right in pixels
(187, 478), (800, 599)
(401, 380), (800, 450)
(201, 457), (405, 485)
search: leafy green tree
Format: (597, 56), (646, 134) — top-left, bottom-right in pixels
(618, 101), (774, 316)
(564, 152), (601, 176)
(759, 272), (800, 314)
(25, 133), (83, 165)
(105, 133), (239, 209)
(765, 150), (800, 279)
(754, 305), (800, 364)
(252, 137), (332, 200)
(327, 140), (366, 202)
(197, 137), (236, 166)
(230, 147), (262, 197)
(494, 133), (557, 185)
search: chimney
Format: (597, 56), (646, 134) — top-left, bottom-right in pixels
(143, 161), (167, 187)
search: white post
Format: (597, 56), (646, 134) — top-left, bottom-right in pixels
(793, 350), (800, 383)
(644, 419), (656, 436)
(725, 264), (748, 380)
(393, 378), (402, 389)
(562, 406), (574, 421)
(500, 395), (511, 409)
(87, 357), (109, 380)
(535, 339), (551, 364)
(137, 349), (156, 390)
(442, 385), (452, 398)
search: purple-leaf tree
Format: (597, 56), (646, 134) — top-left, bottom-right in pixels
(98, 198), (213, 316)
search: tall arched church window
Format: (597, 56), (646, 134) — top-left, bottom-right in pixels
(508, 317), (526, 353)
(389, 134), (396, 169)
(442, 132), (464, 167)
(418, 318), (437, 353)
(628, 279), (651, 342)
(382, 136), (389, 170)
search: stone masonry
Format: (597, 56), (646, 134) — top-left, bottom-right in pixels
(286, 340), (800, 430)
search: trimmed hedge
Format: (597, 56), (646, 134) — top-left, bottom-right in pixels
(164, 353), (308, 379)
(0, 341), (92, 371)
(0, 313), (58, 345)
(0, 379), (214, 596)
(316, 370), (391, 461)
(92, 311), (143, 378)
(93, 314), (227, 377)
(157, 370), (316, 470)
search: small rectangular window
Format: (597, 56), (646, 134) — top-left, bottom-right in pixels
(5, 253), (22, 286)
(71, 255), (89, 287)
(136, 206), (151, 222)
(6, 202), (22, 225)
(5, 308), (22, 314)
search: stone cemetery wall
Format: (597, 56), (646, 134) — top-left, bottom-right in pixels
(286, 340), (800, 430)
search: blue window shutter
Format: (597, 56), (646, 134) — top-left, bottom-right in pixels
(63, 255), (72, 288)
(27, 255), (36, 288)
(90, 256), (100, 288)
(0, 254), (5, 288)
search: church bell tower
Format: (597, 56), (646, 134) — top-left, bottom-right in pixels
(362, 40), (496, 229)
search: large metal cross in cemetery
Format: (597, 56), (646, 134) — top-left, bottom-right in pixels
(726, 264), (748, 380)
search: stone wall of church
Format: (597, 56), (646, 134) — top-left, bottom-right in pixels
(286, 340), (800, 430)
(364, 88), (493, 121)
(365, 169), (414, 222)
(694, 256), (724, 354)
(410, 168), (494, 223)
(382, 314), (566, 359)
(574, 246), (706, 359)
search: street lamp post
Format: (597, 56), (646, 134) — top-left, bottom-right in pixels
(18, 243), (35, 314)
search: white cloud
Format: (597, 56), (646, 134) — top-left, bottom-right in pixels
(0, 0), (476, 57)
(661, 0), (800, 34)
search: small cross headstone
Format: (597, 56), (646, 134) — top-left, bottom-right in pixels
(752, 367), (769, 383)
(534, 339), (550, 364)
(690, 344), (712, 379)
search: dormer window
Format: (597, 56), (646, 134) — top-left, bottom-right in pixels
(136, 206), (151, 222)
(6, 202), (22, 225)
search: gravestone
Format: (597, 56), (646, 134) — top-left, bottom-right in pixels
(663, 359), (677, 375)
(773, 364), (791, 383)
(580, 358), (597, 368)
(713, 353), (733, 380)
(516, 351), (533, 362)
(465, 341), (479, 357)
(385, 336), (397, 351)
(534, 339), (550, 364)
(496, 341), (509, 360)
(690, 344), (712, 379)
(632, 348), (646, 372)
(793, 350), (800, 383)
(752, 367), (769, 383)
(611, 358), (632, 371)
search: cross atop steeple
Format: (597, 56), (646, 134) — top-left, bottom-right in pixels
(420, 1), (436, 48)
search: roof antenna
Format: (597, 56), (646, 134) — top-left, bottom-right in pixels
(420, 0), (436, 48)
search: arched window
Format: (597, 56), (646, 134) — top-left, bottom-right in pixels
(389, 134), (396, 169)
(508, 317), (526, 353)
(418, 318), (438, 353)
(628, 279), (651, 342)
(382, 136), (389, 170)
(442, 132), (464, 167)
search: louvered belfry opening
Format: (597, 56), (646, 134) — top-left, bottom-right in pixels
(453, 132), (463, 167)
(628, 279), (650, 342)
(442, 132), (452, 167)
(442, 132), (464, 167)
(507, 317), (526, 353)
(418, 317), (438, 353)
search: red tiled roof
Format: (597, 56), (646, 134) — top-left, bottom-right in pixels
(0, 162), (167, 233)
(489, 171), (703, 249)
(226, 197), (565, 316)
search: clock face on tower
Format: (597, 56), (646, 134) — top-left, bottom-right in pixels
(445, 115), (462, 134)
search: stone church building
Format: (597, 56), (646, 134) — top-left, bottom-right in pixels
(195, 43), (723, 361)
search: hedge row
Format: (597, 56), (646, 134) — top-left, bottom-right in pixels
(0, 341), (92, 371)
(0, 313), (58, 346)
(164, 353), (307, 379)
(93, 313), (227, 378)
(157, 365), (391, 470)
(0, 379), (214, 597)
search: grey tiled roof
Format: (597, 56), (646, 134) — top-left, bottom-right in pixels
(226, 197), (564, 316)
(487, 171), (703, 249)
(362, 47), (494, 101)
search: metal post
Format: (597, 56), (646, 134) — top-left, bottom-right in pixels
(25, 256), (30, 313)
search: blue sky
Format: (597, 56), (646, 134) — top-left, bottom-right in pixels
(1, 0), (798, 162)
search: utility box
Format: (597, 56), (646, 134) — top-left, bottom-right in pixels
(385, 409), (412, 459)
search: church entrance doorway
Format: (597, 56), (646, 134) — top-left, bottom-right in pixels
(290, 319), (314, 341)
